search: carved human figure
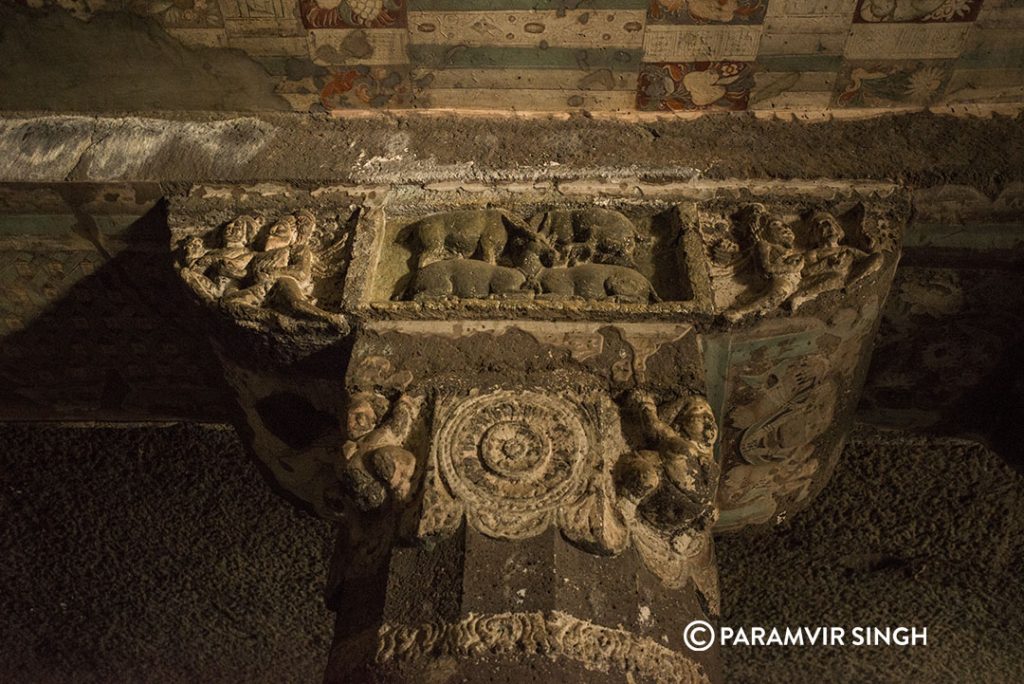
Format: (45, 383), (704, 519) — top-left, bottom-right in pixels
(724, 208), (804, 322)
(614, 391), (719, 535)
(788, 211), (883, 311)
(179, 236), (217, 298)
(224, 210), (348, 330)
(179, 215), (258, 299)
(337, 391), (425, 512)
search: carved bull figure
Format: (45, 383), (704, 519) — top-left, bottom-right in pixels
(406, 258), (530, 301)
(520, 249), (660, 304)
(531, 208), (639, 267)
(411, 209), (521, 268)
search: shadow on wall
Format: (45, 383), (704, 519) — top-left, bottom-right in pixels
(859, 264), (1024, 471)
(0, 196), (226, 421)
(0, 5), (291, 112)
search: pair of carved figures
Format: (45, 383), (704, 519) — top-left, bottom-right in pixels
(178, 211), (348, 330)
(404, 208), (661, 304)
(328, 373), (719, 590)
(712, 205), (885, 321)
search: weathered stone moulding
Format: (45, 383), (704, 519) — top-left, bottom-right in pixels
(169, 179), (907, 683)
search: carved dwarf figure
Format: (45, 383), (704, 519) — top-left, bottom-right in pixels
(615, 391), (719, 535)
(337, 391), (425, 512)
(724, 207), (804, 322)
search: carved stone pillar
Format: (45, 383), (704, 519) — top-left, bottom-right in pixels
(169, 181), (907, 683)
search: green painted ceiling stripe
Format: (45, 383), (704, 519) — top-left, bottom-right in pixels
(755, 54), (843, 72)
(409, 0), (649, 10)
(956, 47), (1024, 70)
(408, 44), (641, 70)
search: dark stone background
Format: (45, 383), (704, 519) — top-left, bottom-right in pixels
(1, 423), (1020, 683)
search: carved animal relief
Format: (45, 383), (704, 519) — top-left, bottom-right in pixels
(396, 207), (662, 304)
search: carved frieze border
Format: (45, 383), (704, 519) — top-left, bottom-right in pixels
(375, 611), (711, 684)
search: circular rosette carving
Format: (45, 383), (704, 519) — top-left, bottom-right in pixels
(436, 391), (592, 539)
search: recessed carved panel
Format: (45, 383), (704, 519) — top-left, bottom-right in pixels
(169, 196), (361, 339)
(370, 204), (696, 306)
(688, 201), (899, 321)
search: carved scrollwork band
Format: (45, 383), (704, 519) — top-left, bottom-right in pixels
(374, 611), (710, 684)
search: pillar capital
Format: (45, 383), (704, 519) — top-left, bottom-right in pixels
(170, 180), (907, 682)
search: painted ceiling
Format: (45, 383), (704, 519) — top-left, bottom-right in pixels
(11, 0), (1024, 112)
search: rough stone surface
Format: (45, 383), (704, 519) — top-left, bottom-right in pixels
(1, 113), (1023, 193)
(0, 423), (333, 684)
(1, 423), (1020, 682)
(718, 427), (1024, 683)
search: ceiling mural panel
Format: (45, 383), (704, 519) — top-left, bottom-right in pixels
(8, 0), (1024, 112)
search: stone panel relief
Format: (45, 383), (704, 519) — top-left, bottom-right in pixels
(690, 201), (896, 321)
(614, 391), (721, 602)
(314, 312), (722, 596)
(167, 183), (904, 681)
(395, 207), (664, 304)
(173, 207), (354, 332)
(385, 382), (721, 598)
(418, 390), (629, 558)
(168, 187), (903, 530)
